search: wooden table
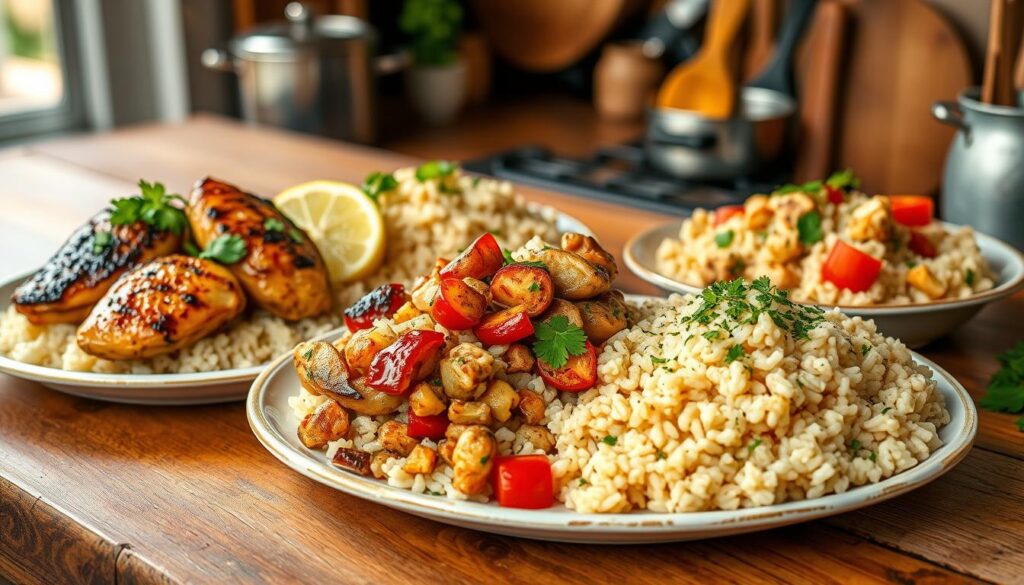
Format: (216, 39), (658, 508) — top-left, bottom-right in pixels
(1, 116), (1022, 585)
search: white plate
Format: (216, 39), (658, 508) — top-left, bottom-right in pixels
(246, 300), (977, 544)
(0, 211), (592, 405)
(625, 221), (1024, 348)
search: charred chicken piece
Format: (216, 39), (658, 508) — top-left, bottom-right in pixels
(293, 341), (404, 416)
(537, 248), (611, 300)
(13, 210), (181, 325)
(298, 400), (351, 449)
(187, 177), (331, 320)
(76, 255), (245, 360)
(560, 233), (618, 280)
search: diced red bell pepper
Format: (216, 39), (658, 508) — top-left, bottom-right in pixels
(439, 233), (504, 280)
(890, 195), (934, 227)
(908, 230), (937, 258)
(822, 241), (882, 293)
(473, 306), (534, 346)
(537, 341), (598, 392)
(713, 205), (745, 227)
(431, 278), (487, 330)
(825, 185), (845, 204)
(343, 283), (406, 332)
(491, 455), (554, 509)
(407, 411), (449, 439)
(366, 330), (446, 396)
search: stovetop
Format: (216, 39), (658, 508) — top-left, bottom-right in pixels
(464, 143), (786, 216)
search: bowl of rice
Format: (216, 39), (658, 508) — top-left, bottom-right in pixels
(0, 166), (586, 404)
(625, 178), (1024, 347)
(247, 238), (975, 543)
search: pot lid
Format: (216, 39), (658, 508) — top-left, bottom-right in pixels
(230, 2), (373, 61)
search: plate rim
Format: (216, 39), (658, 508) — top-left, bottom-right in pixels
(624, 220), (1024, 315)
(245, 298), (978, 541)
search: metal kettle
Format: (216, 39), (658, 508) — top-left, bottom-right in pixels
(202, 2), (405, 144)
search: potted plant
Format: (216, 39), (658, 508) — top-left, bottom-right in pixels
(400, 0), (465, 126)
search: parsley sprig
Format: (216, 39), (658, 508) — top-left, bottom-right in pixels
(362, 171), (399, 201)
(110, 180), (188, 235)
(188, 234), (248, 265)
(532, 315), (587, 368)
(685, 277), (825, 342)
(979, 342), (1024, 431)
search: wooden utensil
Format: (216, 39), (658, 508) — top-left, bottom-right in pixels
(743, 0), (779, 80)
(747, 0), (818, 98)
(982, 0), (1023, 106)
(656, 0), (752, 118)
(833, 0), (972, 196)
(793, 0), (848, 182)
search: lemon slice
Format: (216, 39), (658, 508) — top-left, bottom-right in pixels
(274, 180), (385, 284)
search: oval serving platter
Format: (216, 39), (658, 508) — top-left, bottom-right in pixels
(0, 210), (592, 405)
(247, 295), (977, 544)
(625, 221), (1024, 348)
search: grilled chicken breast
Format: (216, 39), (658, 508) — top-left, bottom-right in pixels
(12, 211), (181, 325)
(76, 255), (246, 360)
(187, 177), (331, 320)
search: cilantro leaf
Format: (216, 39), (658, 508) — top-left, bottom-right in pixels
(110, 197), (143, 225)
(362, 171), (399, 201)
(264, 218), (285, 233)
(825, 168), (861, 190)
(797, 211), (824, 245)
(715, 230), (734, 248)
(532, 315), (587, 368)
(108, 179), (188, 235)
(92, 231), (113, 255)
(198, 235), (248, 264)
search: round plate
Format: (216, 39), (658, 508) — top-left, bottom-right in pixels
(625, 221), (1024, 348)
(246, 296), (977, 544)
(0, 211), (592, 405)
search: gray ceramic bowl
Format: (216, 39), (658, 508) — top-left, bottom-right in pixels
(625, 221), (1024, 348)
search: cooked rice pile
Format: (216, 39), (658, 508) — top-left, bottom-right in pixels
(657, 191), (995, 306)
(0, 167), (560, 373)
(551, 285), (950, 513)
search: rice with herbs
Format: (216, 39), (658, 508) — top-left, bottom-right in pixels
(0, 166), (561, 373)
(656, 188), (995, 306)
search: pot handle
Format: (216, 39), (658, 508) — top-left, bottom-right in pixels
(201, 48), (235, 73)
(648, 125), (717, 149)
(375, 51), (411, 76)
(932, 101), (969, 133)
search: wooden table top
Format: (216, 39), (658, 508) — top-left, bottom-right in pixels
(1, 115), (1022, 585)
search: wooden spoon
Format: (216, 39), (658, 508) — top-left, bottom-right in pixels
(656, 0), (752, 118)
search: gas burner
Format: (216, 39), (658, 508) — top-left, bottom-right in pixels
(464, 143), (788, 216)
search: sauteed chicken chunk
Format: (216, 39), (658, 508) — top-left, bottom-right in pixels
(187, 177), (331, 320)
(76, 255), (245, 360)
(12, 210), (181, 325)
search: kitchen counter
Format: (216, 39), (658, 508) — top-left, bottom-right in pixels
(1, 115), (1022, 584)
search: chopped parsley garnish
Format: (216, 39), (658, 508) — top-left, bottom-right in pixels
(289, 228), (304, 244)
(869, 452), (877, 462)
(480, 455), (490, 465)
(502, 248), (515, 264)
(415, 160), (459, 192)
(747, 439), (763, 454)
(656, 450), (667, 460)
(263, 218), (285, 233)
(92, 230), (113, 255)
(906, 261), (917, 268)
(825, 168), (861, 190)
(501, 247), (546, 270)
(966, 269), (976, 287)
(775, 169), (860, 196)
(651, 356), (668, 365)
(684, 277), (825, 341)
(881, 406), (892, 414)
(602, 435), (617, 446)
(532, 315), (587, 369)
(797, 211), (824, 245)
(725, 344), (745, 363)
(861, 344), (871, 356)
(578, 478), (589, 486)
(703, 330), (720, 341)
(362, 171), (399, 201)
(774, 179), (821, 196)
(529, 282), (540, 292)
(715, 230), (734, 248)
(849, 439), (862, 453)
(979, 342), (1024, 432)
(198, 234), (248, 264)
(110, 179), (188, 235)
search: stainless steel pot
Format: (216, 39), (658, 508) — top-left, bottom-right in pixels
(202, 2), (405, 144)
(934, 88), (1024, 250)
(645, 87), (795, 181)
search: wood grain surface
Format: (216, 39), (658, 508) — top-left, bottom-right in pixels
(2, 115), (1022, 584)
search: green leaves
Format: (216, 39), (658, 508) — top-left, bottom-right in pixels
(775, 179), (821, 196)
(725, 344), (745, 363)
(602, 435), (617, 446)
(415, 160), (458, 182)
(398, 0), (463, 66)
(825, 168), (861, 190)
(197, 235), (247, 264)
(966, 268), (976, 287)
(797, 211), (824, 245)
(715, 230), (734, 248)
(92, 230), (113, 255)
(532, 315), (587, 369)
(775, 169), (860, 196)
(110, 180), (188, 235)
(747, 438), (763, 455)
(979, 342), (1024, 431)
(264, 218), (284, 233)
(362, 171), (399, 201)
